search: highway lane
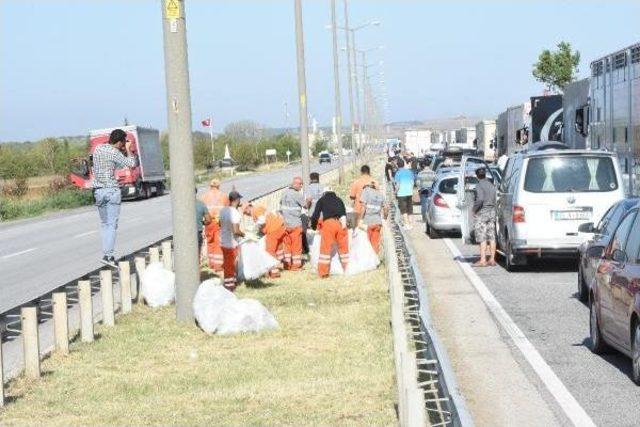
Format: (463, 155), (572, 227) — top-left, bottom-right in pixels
(0, 160), (340, 314)
(444, 235), (640, 426)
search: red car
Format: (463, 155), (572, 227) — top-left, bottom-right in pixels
(590, 206), (640, 384)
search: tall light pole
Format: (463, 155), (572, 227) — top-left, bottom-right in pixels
(330, 0), (344, 183)
(294, 0), (311, 187)
(342, 0), (355, 170)
(161, 0), (199, 322)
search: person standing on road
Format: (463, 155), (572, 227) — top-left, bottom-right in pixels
(358, 180), (388, 254)
(92, 128), (137, 267)
(201, 179), (229, 272)
(349, 165), (372, 215)
(311, 186), (349, 278)
(219, 191), (245, 291)
(394, 159), (415, 230)
(472, 167), (497, 267)
(280, 177), (305, 271)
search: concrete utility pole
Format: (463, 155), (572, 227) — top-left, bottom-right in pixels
(330, 0), (344, 183)
(343, 0), (356, 170)
(294, 0), (311, 188)
(161, 0), (199, 322)
(351, 33), (362, 163)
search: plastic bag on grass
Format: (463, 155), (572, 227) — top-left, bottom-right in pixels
(141, 262), (175, 307)
(193, 278), (237, 333)
(237, 238), (279, 281)
(345, 229), (380, 275)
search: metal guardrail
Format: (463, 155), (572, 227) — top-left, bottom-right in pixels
(384, 183), (474, 427)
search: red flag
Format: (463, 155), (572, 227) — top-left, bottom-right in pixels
(201, 118), (211, 127)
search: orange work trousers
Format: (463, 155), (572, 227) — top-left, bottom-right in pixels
(205, 222), (224, 272)
(265, 226), (286, 277)
(318, 218), (349, 278)
(222, 246), (238, 291)
(283, 226), (303, 271)
(367, 224), (382, 254)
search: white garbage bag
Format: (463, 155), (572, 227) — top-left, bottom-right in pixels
(237, 238), (279, 281)
(141, 262), (175, 307)
(193, 278), (237, 333)
(192, 281), (279, 335)
(345, 229), (380, 275)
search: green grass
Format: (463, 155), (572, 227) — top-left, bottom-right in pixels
(0, 267), (396, 426)
(0, 189), (94, 222)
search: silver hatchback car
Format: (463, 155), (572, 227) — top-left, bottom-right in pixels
(424, 172), (479, 238)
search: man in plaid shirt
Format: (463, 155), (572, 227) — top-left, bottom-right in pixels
(93, 128), (136, 267)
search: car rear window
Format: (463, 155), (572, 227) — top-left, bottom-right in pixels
(523, 156), (618, 193)
(439, 177), (479, 194)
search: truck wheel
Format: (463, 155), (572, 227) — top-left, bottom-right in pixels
(156, 183), (165, 197)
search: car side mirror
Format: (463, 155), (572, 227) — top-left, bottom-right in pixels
(612, 249), (627, 263)
(578, 222), (595, 233)
(587, 245), (604, 259)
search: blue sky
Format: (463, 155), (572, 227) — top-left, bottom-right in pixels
(1, 0), (639, 141)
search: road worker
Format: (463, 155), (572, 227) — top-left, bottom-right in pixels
(245, 203), (286, 278)
(200, 179), (229, 272)
(310, 186), (349, 278)
(357, 180), (388, 254)
(219, 191), (245, 291)
(280, 176), (305, 271)
(349, 164), (372, 216)
(306, 172), (324, 226)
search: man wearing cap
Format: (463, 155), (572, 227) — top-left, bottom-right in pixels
(358, 180), (388, 254)
(245, 203), (286, 278)
(219, 191), (245, 290)
(280, 176), (305, 271)
(200, 178), (229, 272)
(311, 186), (349, 278)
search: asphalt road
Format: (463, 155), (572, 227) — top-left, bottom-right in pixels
(444, 234), (640, 426)
(0, 160), (340, 314)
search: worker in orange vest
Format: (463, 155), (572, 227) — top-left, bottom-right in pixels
(200, 178), (229, 272)
(357, 179), (388, 254)
(349, 164), (372, 216)
(280, 176), (305, 271)
(310, 186), (349, 278)
(245, 203), (286, 278)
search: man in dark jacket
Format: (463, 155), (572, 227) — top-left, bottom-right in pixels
(472, 167), (497, 266)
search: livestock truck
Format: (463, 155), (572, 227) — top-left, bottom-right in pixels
(69, 125), (166, 199)
(495, 94), (563, 156)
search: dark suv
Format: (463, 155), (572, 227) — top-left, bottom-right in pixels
(319, 153), (332, 164)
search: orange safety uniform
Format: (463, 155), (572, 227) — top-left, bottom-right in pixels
(222, 247), (238, 290)
(367, 224), (382, 254)
(252, 205), (286, 278)
(201, 188), (229, 271)
(318, 218), (349, 278)
(349, 175), (372, 215)
(280, 187), (305, 271)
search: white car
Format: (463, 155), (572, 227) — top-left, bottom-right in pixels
(485, 147), (624, 271)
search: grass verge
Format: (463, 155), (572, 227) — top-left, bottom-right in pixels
(0, 267), (395, 426)
(0, 189), (94, 222)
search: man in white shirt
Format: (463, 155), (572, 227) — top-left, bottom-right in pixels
(219, 191), (245, 291)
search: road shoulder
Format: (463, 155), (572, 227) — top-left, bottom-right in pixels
(406, 227), (561, 426)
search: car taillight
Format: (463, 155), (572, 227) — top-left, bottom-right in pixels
(434, 194), (449, 209)
(513, 205), (525, 223)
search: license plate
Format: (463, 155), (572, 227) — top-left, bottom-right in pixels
(552, 209), (591, 221)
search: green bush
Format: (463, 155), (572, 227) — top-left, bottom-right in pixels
(0, 189), (94, 222)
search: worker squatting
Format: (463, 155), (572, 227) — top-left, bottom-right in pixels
(198, 165), (389, 292)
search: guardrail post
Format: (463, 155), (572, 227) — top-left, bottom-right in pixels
(134, 256), (146, 303)
(162, 241), (173, 271)
(118, 261), (132, 314)
(21, 305), (40, 379)
(0, 331), (4, 407)
(78, 280), (94, 343)
(52, 292), (69, 355)
(100, 270), (115, 326)
(149, 246), (160, 264)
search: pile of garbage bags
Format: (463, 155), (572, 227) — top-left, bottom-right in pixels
(193, 278), (279, 335)
(141, 262), (176, 307)
(308, 228), (380, 276)
(237, 237), (279, 281)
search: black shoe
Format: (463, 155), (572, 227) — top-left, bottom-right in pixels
(100, 256), (117, 268)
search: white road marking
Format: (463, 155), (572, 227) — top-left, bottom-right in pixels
(74, 230), (98, 238)
(442, 238), (596, 427)
(2, 247), (37, 260)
